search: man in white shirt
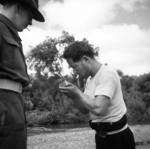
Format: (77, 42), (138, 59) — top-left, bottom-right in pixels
(59, 41), (135, 149)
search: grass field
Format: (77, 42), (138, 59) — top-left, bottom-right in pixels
(27, 125), (150, 149)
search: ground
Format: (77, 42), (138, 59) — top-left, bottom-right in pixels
(27, 125), (150, 149)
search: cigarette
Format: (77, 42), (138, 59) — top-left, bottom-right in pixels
(27, 28), (30, 31)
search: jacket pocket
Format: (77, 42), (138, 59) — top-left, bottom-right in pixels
(1, 35), (21, 65)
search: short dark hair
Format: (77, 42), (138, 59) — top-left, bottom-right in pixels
(63, 41), (97, 62)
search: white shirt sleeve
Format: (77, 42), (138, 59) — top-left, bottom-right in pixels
(94, 73), (118, 100)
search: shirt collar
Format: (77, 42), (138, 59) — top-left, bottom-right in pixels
(0, 13), (21, 41)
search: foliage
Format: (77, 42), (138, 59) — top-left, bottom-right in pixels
(24, 31), (91, 125)
(26, 31), (75, 77)
(121, 73), (150, 124)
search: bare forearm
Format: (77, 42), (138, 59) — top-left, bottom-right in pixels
(77, 92), (109, 116)
(59, 83), (108, 115)
(71, 96), (89, 114)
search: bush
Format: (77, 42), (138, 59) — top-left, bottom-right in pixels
(125, 91), (148, 124)
(26, 110), (52, 126)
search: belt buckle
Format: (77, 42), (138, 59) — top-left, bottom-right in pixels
(97, 131), (107, 139)
(18, 83), (22, 93)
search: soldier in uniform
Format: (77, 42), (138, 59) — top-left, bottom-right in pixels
(0, 0), (44, 148)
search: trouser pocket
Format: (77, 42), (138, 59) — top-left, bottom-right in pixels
(0, 123), (27, 149)
(95, 131), (108, 149)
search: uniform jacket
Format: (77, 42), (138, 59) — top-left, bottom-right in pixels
(0, 14), (30, 87)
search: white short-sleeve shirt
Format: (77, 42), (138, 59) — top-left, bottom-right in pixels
(84, 64), (127, 122)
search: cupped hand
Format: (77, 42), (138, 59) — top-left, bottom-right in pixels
(59, 82), (81, 97)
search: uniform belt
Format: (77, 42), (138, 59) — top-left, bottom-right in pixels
(0, 79), (22, 93)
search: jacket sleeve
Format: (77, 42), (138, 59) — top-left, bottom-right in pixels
(0, 23), (3, 46)
(0, 25), (2, 60)
(0, 26), (1, 45)
(0, 22), (6, 60)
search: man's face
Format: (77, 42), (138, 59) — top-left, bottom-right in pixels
(67, 57), (90, 78)
(14, 6), (33, 32)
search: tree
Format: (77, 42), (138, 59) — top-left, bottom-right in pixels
(24, 31), (93, 124)
(26, 31), (75, 77)
(133, 73), (150, 107)
(24, 31), (75, 109)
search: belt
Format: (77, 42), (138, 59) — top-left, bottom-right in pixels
(95, 124), (128, 139)
(0, 79), (22, 93)
(107, 123), (128, 135)
(89, 114), (127, 132)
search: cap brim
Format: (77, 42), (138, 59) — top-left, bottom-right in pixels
(31, 7), (45, 22)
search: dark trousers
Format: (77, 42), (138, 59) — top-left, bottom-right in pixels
(95, 127), (135, 149)
(0, 89), (27, 149)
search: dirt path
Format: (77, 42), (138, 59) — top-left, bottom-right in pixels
(27, 125), (150, 149)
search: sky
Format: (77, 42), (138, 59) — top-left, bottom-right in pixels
(1, 0), (150, 76)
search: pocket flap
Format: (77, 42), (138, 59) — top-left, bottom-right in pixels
(2, 35), (20, 47)
(0, 123), (24, 132)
